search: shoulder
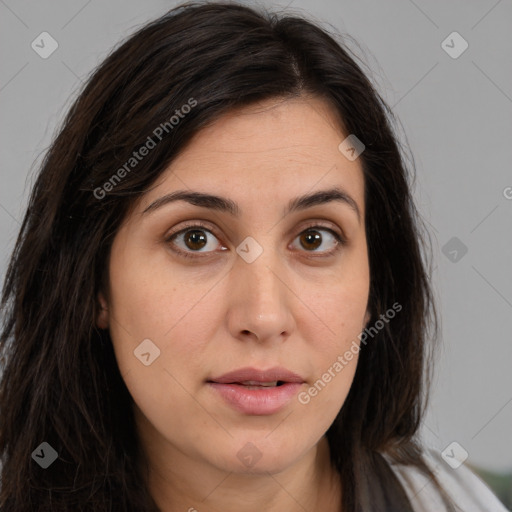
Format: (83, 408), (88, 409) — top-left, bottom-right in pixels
(384, 448), (509, 512)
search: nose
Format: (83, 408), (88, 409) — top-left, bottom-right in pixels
(226, 247), (296, 344)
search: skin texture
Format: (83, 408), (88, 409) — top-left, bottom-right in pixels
(97, 95), (371, 512)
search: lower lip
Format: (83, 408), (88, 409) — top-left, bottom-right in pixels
(207, 382), (303, 415)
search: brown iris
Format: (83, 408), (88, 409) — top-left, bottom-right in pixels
(299, 230), (322, 250)
(184, 230), (208, 250)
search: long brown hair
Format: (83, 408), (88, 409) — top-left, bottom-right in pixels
(0, 2), (454, 510)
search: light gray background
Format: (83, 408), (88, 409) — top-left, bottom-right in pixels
(1, 0), (511, 473)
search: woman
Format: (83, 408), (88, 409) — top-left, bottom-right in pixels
(0, 2), (507, 511)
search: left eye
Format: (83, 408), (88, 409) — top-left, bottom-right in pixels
(290, 228), (342, 253)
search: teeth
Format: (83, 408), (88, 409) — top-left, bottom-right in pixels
(240, 380), (278, 387)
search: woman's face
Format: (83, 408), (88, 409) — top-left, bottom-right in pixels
(98, 96), (370, 476)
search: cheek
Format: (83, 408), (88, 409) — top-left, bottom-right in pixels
(108, 284), (219, 455)
(107, 238), (219, 348)
(297, 354), (358, 434)
(301, 267), (369, 351)
(107, 273), (217, 403)
(294, 271), (368, 417)
(105, 242), (222, 426)
(293, 294), (363, 439)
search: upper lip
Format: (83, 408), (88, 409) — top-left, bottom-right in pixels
(208, 367), (305, 384)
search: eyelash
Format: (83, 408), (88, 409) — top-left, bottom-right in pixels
(165, 221), (346, 260)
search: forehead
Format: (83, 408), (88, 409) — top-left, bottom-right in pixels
(139, 96), (365, 216)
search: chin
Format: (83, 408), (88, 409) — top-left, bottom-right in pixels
(209, 435), (310, 476)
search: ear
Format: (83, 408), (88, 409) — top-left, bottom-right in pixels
(96, 291), (109, 329)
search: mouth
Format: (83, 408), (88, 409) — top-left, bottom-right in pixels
(207, 367), (305, 415)
(211, 380), (287, 389)
(207, 366), (305, 386)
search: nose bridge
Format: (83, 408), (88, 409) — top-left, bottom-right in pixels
(228, 238), (294, 340)
(236, 241), (284, 311)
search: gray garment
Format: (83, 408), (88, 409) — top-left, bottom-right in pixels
(387, 449), (508, 511)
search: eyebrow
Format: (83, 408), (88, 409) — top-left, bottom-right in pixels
(142, 186), (361, 223)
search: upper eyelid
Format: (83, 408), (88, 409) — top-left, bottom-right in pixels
(166, 220), (343, 241)
(166, 220), (222, 241)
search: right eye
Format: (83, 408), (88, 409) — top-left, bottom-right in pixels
(165, 222), (227, 259)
